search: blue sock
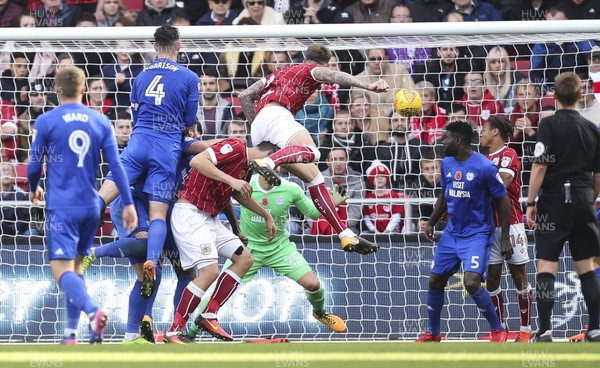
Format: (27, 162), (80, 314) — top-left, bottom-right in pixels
(144, 267), (162, 318)
(470, 286), (504, 331)
(127, 280), (148, 334)
(66, 298), (80, 331)
(427, 290), (444, 336)
(94, 238), (147, 259)
(595, 267), (600, 282)
(174, 276), (193, 311)
(147, 219), (167, 264)
(59, 272), (96, 316)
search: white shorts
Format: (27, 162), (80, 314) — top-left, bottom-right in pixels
(251, 105), (307, 148)
(490, 223), (530, 265)
(171, 203), (243, 271)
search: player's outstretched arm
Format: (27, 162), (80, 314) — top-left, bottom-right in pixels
(187, 138), (226, 155)
(494, 195), (513, 260)
(239, 79), (265, 124)
(312, 67), (388, 93)
(190, 151), (253, 198)
(426, 191), (447, 242)
(233, 191), (277, 241)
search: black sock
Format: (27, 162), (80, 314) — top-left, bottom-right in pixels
(536, 273), (555, 334)
(580, 271), (600, 331)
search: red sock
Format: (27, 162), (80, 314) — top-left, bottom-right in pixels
(203, 270), (240, 315)
(490, 289), (504, 325)
(268, 146), (316, 167)
(517, 287), (533, 328)
(169, 285), (203, 332)
(308, 183), (346, 235)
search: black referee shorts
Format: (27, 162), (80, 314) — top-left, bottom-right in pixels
(535, 187), (600, 262)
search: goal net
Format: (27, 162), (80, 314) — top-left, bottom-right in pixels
(0, 22), (596, 342)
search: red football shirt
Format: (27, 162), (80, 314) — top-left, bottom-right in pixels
(0, 99), (18, 161)
(178, 139), (249, 216)
(458, 90), (505, 127)
(410, 103), (447, 145)
(256, 63), (321, 115)
(487, 146), (522, 226)
(363, 190), (405, 232)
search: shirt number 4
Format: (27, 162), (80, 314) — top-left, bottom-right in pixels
(145, 75), (166, 105)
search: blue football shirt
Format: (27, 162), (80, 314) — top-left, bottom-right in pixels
(28, 103), (118, 210)
(130, 58), (200, 142)
(440, 152), (507, 241)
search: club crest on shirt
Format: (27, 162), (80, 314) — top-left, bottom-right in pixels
(262, 198), (269, 206)
(454, 171), (462, 180)
(276, 198), (284, 206)
(383, 205), (391, 212)
(220, 144), (233, 154)
(492, 157), (499, 165)
(501, 156), (511, 168)
(466, 172), (474, 181)
(481, 109), (490, 121)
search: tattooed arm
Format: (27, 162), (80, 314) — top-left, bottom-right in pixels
(238, 79), (264, 124)
(311, 67), (389, 92)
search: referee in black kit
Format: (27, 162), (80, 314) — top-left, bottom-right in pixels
(526, 72), (600, 343)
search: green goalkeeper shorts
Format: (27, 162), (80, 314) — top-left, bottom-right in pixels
(223, 240), (312, 283)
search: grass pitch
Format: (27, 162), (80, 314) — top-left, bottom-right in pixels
(2, 342), (598, 368)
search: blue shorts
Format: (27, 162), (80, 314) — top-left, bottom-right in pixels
(431, 232), (491, 280)
(111, 133), (180, 203)
(46, 208), (100, 260)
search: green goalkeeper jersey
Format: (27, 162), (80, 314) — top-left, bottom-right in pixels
(240, 175), (322, 251)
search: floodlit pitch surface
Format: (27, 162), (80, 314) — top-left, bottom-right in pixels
(2, 342), (599, 368)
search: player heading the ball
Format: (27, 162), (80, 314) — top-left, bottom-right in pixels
(239, 44), (387, 255)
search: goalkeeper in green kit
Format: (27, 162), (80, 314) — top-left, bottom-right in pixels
(187, 173), (348, 338)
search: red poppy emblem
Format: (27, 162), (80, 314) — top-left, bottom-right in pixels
(454, 171), (462, 180)
(262, 198), (269, 206)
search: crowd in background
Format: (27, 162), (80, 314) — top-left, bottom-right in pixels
(1, 0), (600, 236)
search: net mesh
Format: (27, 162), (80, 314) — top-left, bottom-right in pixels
(0, 28), (597, 342)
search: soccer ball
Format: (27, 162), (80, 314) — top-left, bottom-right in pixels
(394, 88), (423, 116)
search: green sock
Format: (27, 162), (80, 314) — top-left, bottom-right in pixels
(186, 297), (211, 337)
(306, 287), (325, 315)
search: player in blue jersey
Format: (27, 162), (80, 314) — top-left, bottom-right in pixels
(415, 122), (512, 343)
(98, 25), (200, 298)
(27, 66), (137, 344)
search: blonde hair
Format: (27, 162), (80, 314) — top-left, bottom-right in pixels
(484, 46), (512, 101)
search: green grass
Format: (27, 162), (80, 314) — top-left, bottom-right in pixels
(2, 342), (598, 368)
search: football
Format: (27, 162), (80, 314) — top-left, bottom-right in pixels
(394, 88), (423, 116)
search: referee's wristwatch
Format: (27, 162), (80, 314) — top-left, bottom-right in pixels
(526, 201), (536, 207)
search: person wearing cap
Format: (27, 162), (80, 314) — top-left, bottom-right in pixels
(344, 0), (395, 23)
(17, 82), (55, 162)
(363, 161), (405, 233)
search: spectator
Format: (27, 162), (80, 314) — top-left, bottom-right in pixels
(386, 4), (431, 75)
(94, 0), (130, 26)
(182, 0), (209, 24)
(298, 0), (328, 24)
(68, 0), (100, 14)
(348, 93), (375, 149)
(0, 0), (22, 27)
(510, 79), (541, 151)
(113, 13), (135, 25)
(17, 82), (55, 162)
(0, 52), (29, 115)
(458, 72), (504, 127)
(112, 108), (132, 151)
(170, 16), (219, 69)
(222, 17), (265, 81)
(413, 45), (471, 110)
(265, 50), (291, 74)
(197, 0), (237, 25)
(588, 46), (600, 100)
(530, 7), (596, 93)
(311, 148), (364, 235)
(434, 104), (481, 155)
(295, 88), (334, 145)
(0, 161), (36, 235)
(136, 0), (186, 26)
(0, 14), (34, 74)
(408, 0), (451, 22)
(101, 40), (143, 108)
(557, 0), (600, 19)
(352, 47), (414, 143)
(506, 0), (560, 21)
(576, 76), (600, 125)
(35, 0), (82, 27)
(197, 67), (234, 140)
(363, 161), (405, 233)
(405, 151), (442, 224)
(0, 97), (17, 161)
(71, 13), (113, 77)
(321, 53), (344, 109)
(224, 118), (250, 145)
(444, 0), (502, 21)
(410, 80), (447, 145)
(485, 46), (521, 114)
(45, 53), (75, 105)
(232, 0), (285, 24)
(318, 109), (365, 172)
(345, 0), (395, 23)
(84, 77), (112, 115)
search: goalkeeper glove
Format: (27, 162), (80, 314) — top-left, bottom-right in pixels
(328, 184), (348, 207)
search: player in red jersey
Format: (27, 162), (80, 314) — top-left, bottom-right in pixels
(239, 44), (388, 255)
(480, 116), (533, 342)
(363, 162), (405, 233)
(163, 138), (277, 344)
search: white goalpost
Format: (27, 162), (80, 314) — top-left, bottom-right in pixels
(0, 21), (597, 342)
